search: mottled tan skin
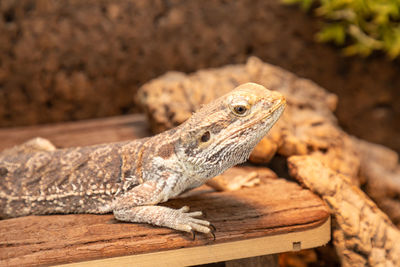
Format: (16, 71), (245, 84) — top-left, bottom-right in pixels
(0, 83), (285, 234)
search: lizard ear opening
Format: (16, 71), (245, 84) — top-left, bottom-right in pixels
(200, 131), (211, 142)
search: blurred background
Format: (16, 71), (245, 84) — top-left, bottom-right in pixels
(0, 0), (399, 153)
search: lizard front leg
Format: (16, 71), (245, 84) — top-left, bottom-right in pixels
(112, 180), (212, 234)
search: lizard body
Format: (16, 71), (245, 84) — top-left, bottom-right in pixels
(0, 83), (285, 234)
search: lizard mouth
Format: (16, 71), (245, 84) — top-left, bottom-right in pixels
(258, 96), (286, 124)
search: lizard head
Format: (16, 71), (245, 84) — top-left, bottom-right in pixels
(175, 82), (286, 179)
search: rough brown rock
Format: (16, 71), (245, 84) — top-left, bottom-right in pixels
(288, 155), (400, 267)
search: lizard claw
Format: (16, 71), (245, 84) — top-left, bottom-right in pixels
(210, 229), (216, 241)
(208, 223), (216, 241)
(189, 224), (216, 241)
(190, 230), (196, 241)
(210, 223), (217, 232)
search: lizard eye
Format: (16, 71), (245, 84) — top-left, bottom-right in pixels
(234, 105), (247, 115)
(200, 131), (211, 142)
(231, 103), (250, 116)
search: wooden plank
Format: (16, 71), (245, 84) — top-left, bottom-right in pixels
(0, 115), (331, 266)
(0, 180), (330, 266)
(60, 219), (330, 267)
(0, 114), (149, 150)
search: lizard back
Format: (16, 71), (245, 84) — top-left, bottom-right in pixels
(0, 139), (148, 217)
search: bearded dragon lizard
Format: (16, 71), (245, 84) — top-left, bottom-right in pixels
(0, 83), (285, 235)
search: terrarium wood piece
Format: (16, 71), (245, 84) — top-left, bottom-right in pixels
(0, 181), (330, 267)
(288, 155), (400, 267)
(0, 115), (330, 267)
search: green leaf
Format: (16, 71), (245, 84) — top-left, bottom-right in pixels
(383, 26), (400, 58)
(281, 0), (400, 58)
(282, 0), (315, 10)
(300, 0), (315, 10)
(316, 23), (347, 45)
(342, 43), (373, 57)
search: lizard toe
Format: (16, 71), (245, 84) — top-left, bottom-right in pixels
(179, 206), (190, 212)
(174, 206), (212, 234)
(187, 211), (203, 218)
(188, 222), (211, 234)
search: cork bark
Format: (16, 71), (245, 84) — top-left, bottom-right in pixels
(288, 155), (400, 267)
(352, 138), (400, 226)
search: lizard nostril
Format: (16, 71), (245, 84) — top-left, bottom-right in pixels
(200, 131), (211, 142)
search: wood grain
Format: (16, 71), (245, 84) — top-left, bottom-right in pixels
(0, 181), (329, 266)
(0, 115), (330, 266)
(62, 219), (330, 267)
(0, 114), (149, 150)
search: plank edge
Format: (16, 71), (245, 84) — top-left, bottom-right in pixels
(58, 217), (331, 267)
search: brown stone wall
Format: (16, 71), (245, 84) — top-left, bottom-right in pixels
(0, 0), (399, 152)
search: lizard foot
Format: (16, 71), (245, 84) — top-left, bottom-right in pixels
(113, 205), (214, 236)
